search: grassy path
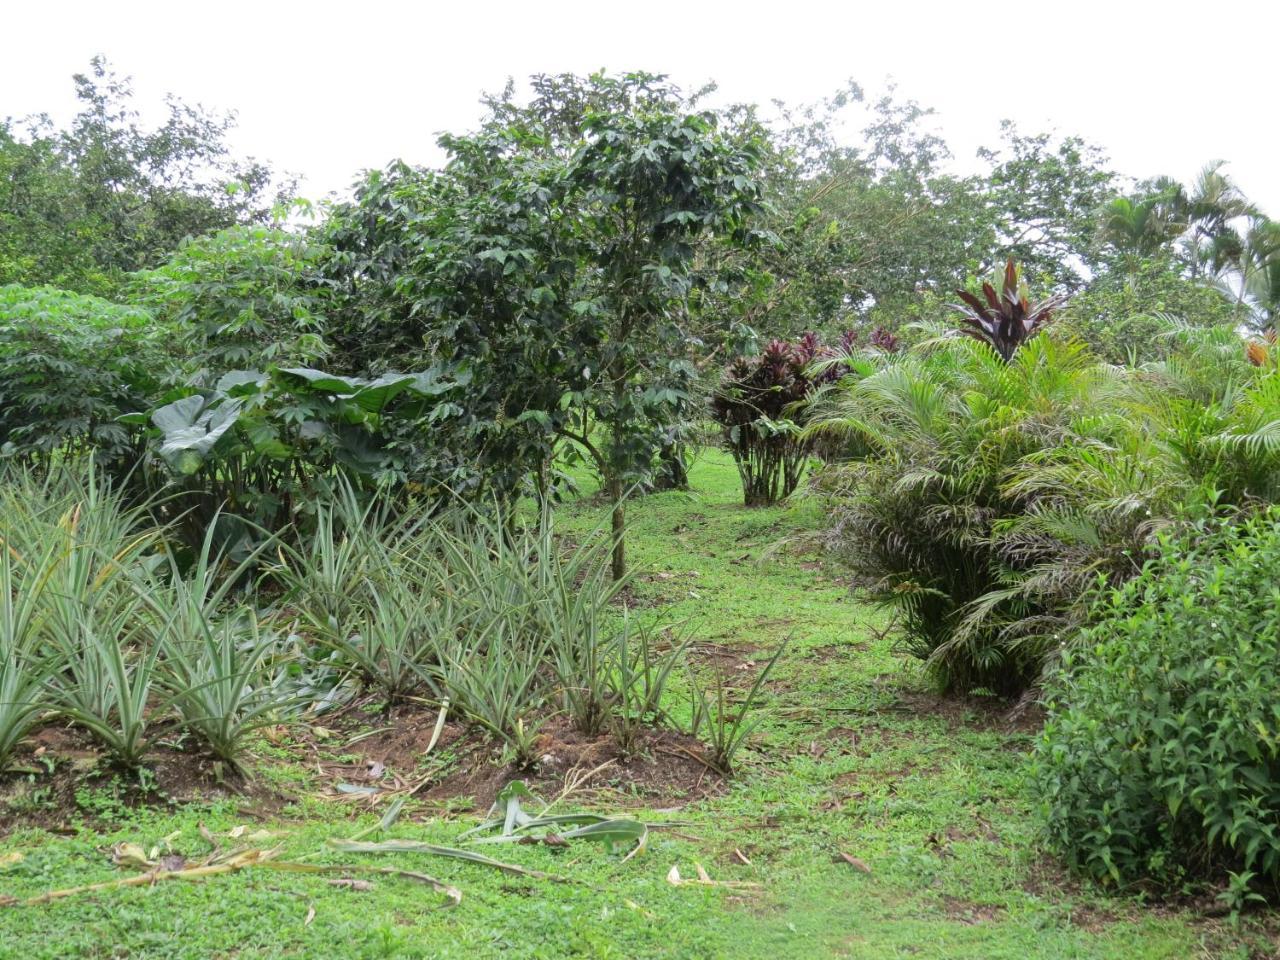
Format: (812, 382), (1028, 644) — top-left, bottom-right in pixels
(0, 451), (1261, 958)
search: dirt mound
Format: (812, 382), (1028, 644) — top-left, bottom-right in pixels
(339, 704), (721, 811)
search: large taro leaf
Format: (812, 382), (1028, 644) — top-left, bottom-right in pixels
(215, 369), (269, 397)
(276, 368), (417, 414)
(152, 394), (242, 475)
(274, 367), (363, 394)
(332, 423), (387, 474)
(278, 367), (449, 414)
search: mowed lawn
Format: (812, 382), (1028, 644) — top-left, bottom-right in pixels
(0, 450), (1267, 959)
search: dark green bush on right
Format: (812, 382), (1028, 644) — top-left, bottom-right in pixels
(1034, 510), (1280, 901)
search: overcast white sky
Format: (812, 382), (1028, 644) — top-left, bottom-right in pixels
(4, 1), (1278, 212)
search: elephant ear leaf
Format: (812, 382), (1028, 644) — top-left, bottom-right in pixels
(275, 367), (363, 395)
(348, 374), (417, 413)
(151, 394), (207, 435)
(216, 369), (268, 396)
(153, 396), (242, 475)
(278, 367), (423, 413)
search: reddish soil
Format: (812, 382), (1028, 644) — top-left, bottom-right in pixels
(1, 704), (724, 831)
(330, 703), (722, 812)
(0, 722), (286, 833)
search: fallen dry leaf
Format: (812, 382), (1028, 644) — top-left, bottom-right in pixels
(837, 852), (872, 874)
(304, 904), (316, 926)
(0, 852), (24, 867)
(666, 863), (760, 889)
(111, 843), (152, 870)
(328, 878), (375, 891)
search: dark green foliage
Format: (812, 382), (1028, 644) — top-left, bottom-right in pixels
(1057, 256), (1244, 364)
(319, 162), (452, 374)
(0, 284), (178, 466)
(812, 317), (1280, 697)
(1035, 512), (1280, 905)
(127, 365), (463, 549)
(331, 73), (767, 578)
(133, 222), (332, 374)
(810, 336), (1136, 695)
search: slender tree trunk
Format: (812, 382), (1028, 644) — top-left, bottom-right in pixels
(609, 473), (626, 581)
(653, 440), (689, 491)
(608, 348), (628, 581)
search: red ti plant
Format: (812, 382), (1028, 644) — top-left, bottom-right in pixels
(952, 259), (1067, 362)
(712, 337), (816, 506)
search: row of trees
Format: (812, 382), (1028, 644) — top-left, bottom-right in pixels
(4, 61), (1278, 574)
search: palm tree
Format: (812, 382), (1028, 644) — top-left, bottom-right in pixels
(1097, 181), (1185, 269)
(1239, 219), (1280, 330)
(1182, 161), (1258, 278)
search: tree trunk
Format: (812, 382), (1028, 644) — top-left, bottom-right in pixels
(653, 440), (689, 491)
(609, 474), (626, 581)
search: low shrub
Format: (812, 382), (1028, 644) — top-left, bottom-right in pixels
(712, 338), (812, 506)
(1034, 511), (1280, 905)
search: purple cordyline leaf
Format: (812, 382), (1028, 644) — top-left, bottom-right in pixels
(982, 282), (1002, 312)
(954, 291), (992, 319)
(1003, 259), (1018, 300)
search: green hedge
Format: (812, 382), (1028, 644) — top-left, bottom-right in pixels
(1035, 510), (1280, 905)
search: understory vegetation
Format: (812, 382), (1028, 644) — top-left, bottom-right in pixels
(3, 58), (1280, 957)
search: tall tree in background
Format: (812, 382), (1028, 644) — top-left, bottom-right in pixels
(1097, 182), (1185, 270)
(978, 121), (1115, 288)
(0, 57), (288, 294)
(1181, 161), (1257, 279)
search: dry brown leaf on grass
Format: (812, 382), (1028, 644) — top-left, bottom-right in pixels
(1, 844), (461, 909)
(836, 852), (872, 874)
(666, 863), (760, 889)
(328, 878), (375, 891)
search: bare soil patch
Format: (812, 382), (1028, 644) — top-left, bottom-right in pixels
(0, 722), (284, 833)
(332, 704), (722, 812)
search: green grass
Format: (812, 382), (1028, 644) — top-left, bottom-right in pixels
(0, 450), (1267, 958)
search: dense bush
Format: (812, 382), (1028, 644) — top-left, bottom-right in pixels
(133, 223), (332, 374)
(810, 317), (1280, 695)
(1056, 256), (1243, 364)
(809, 335), (1124, 693)
(1035, 512), (1280, 904)
(125, 364), (463, 551)
(0, 284), (177, 465)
